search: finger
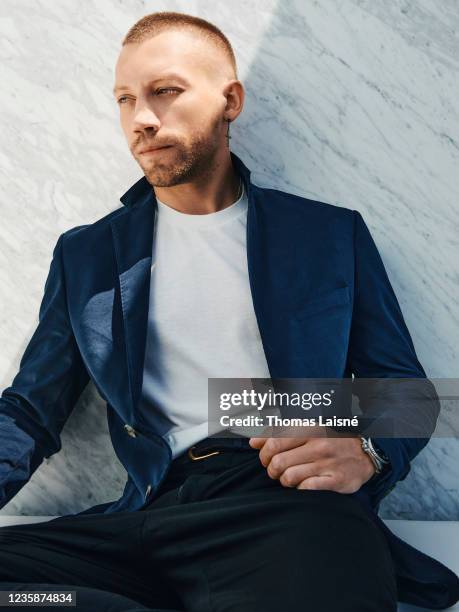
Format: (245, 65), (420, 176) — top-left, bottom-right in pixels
(275, 461), (327, 487)
(249, 424), (275, 449)
(259, 437), (309, 468)
(296, 476), (336, 491)
(266, 438), (335, 479)
(248, 437), (267, 449)
(250, 422), (327, 450)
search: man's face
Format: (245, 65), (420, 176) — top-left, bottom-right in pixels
(113, 30), (238, 187)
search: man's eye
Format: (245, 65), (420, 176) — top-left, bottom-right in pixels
(117, 88), (180, 105)
(156, 88), (180, 95)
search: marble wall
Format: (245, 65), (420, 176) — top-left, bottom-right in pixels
(0, 0), (457, 518)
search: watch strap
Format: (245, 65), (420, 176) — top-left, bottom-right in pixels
(360, 437), (389, 474)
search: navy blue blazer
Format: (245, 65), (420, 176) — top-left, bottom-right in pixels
(0, 151), (457, 609)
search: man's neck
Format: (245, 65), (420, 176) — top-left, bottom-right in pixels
(152, 153), (241, 215)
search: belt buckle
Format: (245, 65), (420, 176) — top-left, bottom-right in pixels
(187, 445), (221, 461)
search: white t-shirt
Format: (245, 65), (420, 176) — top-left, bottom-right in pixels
(139, 181), (271, 459)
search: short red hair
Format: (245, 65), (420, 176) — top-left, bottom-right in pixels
(122, 11), (238, 80)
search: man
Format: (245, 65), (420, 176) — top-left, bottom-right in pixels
(0, 10), (457, 612)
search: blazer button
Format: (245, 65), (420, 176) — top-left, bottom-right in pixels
(124, 424), (137, 438)
(145, 484), (152, 500)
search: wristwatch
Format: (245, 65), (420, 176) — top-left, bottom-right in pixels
(360, 437), (390, 474)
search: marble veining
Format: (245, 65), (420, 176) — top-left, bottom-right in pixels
(0, 0), (457, 518)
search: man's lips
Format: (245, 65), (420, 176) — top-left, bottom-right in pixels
(139, 145), (173, 154)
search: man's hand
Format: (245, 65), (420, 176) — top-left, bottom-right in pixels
(248, 426), (376, 493)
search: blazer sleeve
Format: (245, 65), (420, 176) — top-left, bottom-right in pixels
(347, 210), (440, 507)
(0, 232), (90, 509)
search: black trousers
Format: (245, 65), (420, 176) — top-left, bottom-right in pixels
(0, 442), (397, 611)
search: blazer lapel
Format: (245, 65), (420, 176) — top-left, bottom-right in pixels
(109, 181), (156, 424)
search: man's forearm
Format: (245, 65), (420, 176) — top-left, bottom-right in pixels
(0, 412), (38, 510)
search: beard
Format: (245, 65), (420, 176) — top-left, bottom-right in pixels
(135, 112), (225, 188)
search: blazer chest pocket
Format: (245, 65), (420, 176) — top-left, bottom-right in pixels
(293, 285), (351, 321)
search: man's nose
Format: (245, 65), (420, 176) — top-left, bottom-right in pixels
(132, 104), (161, 131)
